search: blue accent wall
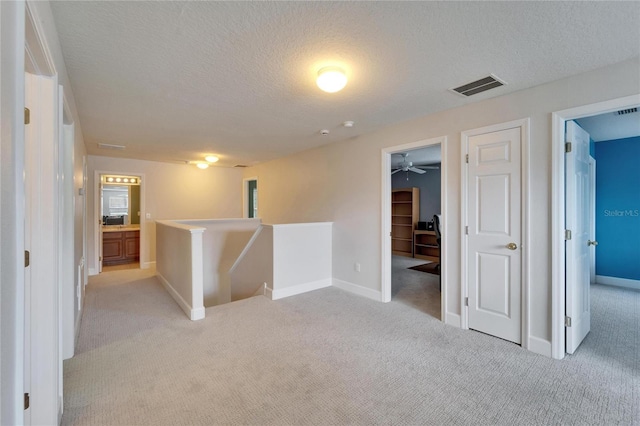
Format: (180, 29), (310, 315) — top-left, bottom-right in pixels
(595, 136), (640, 280)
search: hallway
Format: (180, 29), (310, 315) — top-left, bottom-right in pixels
(62, 269), (639, 425)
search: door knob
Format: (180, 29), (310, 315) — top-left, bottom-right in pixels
(588, 240), (598, 246)
(506, 243), (517, 250)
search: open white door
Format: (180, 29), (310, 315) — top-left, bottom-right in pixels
(466, 125), (522, 344)
(25, 71), (62, 425)
(565, 120), (591, 354)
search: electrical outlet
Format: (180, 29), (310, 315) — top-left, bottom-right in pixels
(145, 213), (151, 219)
(355, 263), (361, 272)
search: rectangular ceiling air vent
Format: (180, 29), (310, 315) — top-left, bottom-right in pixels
(451, 74), (506, 97)
(616, 107), (638, 115)
(234, 165), (248, 168)
(97, 143), (125, 150)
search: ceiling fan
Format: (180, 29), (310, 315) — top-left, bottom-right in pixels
(391, 153), (439, 175)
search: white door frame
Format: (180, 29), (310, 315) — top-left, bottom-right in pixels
(550, 94), (640, 360)
(93, 170), (146, 271)
(461, 118), (531, 349)
(381, 136), (447, 320)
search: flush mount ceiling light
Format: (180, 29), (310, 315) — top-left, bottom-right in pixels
(316, 66), (347, 93)
(205, 155), (219, 163)
(196, 163), (209, 170)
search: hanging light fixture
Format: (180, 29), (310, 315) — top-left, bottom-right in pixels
(316, 66), (347, 93)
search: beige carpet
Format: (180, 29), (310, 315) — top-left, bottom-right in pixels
(62, 268), (639, 425)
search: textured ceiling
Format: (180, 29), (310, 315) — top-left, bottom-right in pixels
(50, 1), (640, 167)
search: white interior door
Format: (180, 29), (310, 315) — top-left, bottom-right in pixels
(25, 71), (62, 425)
(565, 120), (591, 354)
(467, 126), (522, 344)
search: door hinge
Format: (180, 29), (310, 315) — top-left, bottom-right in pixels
(565, 230), (572, 240)
(465, 154), (469, 164)
(24, 108), (30, 125)
(465, 226), (469, 235)
(24, 250), (30, 267)
(24, 393), (29, 410)
(565, 142), (572, 153)
(565, 316), (572, 327)
(99, 256), (102, 261)
(464, 297), (469, 307)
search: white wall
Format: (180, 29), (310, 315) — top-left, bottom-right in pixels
(272, 223), (332, 293)
(245, 58), (640, 355)
(177, 219), (261, 306)
(156, 221), (205, 320)
(87, 155), (245, 273)
(229, 226), (274, 301)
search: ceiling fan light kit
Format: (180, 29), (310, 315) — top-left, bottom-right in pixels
(391, 153), (439, 177)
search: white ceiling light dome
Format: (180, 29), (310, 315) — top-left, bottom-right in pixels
(316, 66), (347, 93)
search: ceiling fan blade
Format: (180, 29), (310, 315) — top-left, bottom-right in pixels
(415, 165), (439, 170)
(391, 169), (402, 175)
(409, 167), (426, 174)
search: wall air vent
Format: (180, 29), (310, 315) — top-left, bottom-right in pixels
(234, 165), (248, 168)
(97, 143), (125, 150)
(450, 74), (506, 97)
(616, 107), (638, 115)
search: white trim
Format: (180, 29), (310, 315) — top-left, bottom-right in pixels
(381, 136), (447, 307)
(266, 278), (332, 300)
(142, 261), (156, 270)
(460, 118), (531, 347)
(596, 275), (640, 291)
(332, 278), (382, 302)
(445, 313), (461, 328)
(528, 336), (552, 357)
(551, 94), (640, 360)
(156, 272), (205, 320)
(25, 1), (56, 77)
(93, 170), (146, 273)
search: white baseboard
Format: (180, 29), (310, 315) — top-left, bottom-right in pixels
(88, 268), (98, 276)
(332, 278), (382, 302)
(142, 261), (156, 270)
(445, 312), (461, 328)
(156, 272), (205, 320)
(267, 278), (332, 300)
(596, 275), (640, 290)
(528, 335), (552, 357)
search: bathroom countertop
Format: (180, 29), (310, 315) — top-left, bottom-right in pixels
(102, 225), (140, 233)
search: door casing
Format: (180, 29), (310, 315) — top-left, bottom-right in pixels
(93, 171), (146, 273)
(461, 118), (531, 350)
(550, 94), (640, 359)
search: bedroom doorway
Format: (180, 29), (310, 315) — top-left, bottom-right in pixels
(381, 136), (447, 320)
(244, 177), (258, 218)
(551, 94), (639, 359)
